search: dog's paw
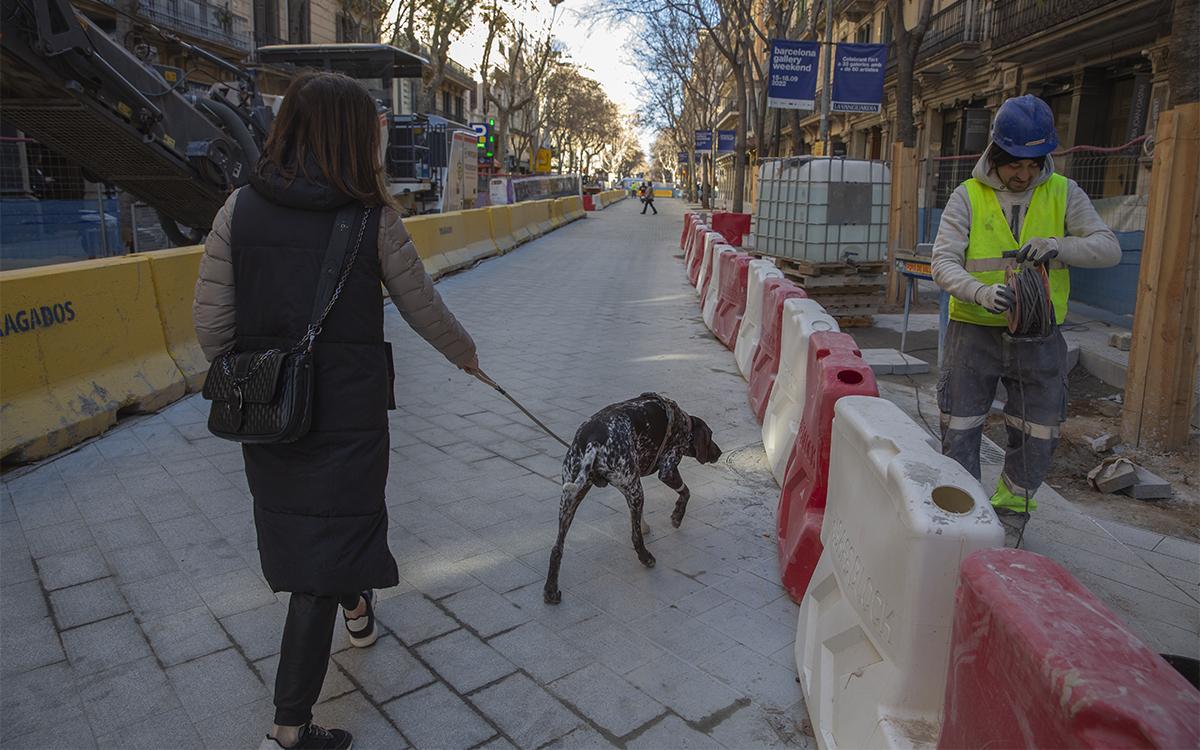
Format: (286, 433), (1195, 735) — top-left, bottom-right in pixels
(670, 513), (684, 528)
(544, 589), (562, 605)
(639, 553), (656, 568)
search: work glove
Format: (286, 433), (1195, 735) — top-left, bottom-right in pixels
(974, 283), (1015, 314)
(1015, 237), (1059, 265)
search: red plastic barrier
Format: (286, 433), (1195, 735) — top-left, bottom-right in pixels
(680, 213), (695, 250)
(712, 212), (752, 247)
(747, 279), (808, 421)
(940, 548), (1200, 749)
(776, 332), (876, 603)
(583, 194), (596, 211)
(712, 253), (753, 349)
(686, 226), (708, 285)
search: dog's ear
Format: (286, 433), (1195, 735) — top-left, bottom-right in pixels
(689, 417), (722, 464)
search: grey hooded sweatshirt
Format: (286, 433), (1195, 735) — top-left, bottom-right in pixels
(931, 145), (1121, 305)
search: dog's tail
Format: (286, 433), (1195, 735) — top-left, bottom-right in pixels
(564, 445), (598, 491)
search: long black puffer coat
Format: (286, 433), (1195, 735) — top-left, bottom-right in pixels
(193, 165), (476, 593)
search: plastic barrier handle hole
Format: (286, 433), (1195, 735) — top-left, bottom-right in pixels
(836, 370), (864, 385)
(931, 486), (975, 515)
(816, 348), (831, 360)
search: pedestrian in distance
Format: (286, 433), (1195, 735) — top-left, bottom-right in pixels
(192, 71), (479, 750)
(641, 179), (658, 215)
(931, 94), (1119, 545)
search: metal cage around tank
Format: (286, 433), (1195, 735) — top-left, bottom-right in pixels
(752, 157), (891, 265)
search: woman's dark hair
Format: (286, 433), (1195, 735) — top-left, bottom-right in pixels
(988, 143), (1046, 170)
(260, 71), (396, 208)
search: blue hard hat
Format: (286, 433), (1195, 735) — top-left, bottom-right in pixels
(992, 95), (1058, 158)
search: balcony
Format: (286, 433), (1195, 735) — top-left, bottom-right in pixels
(836, 0), (876, 22)
(989, 0), (1116, 49)
(916, 0), (983, 62)
(101, 0), (252, 52)
(414, 44), (476, 88)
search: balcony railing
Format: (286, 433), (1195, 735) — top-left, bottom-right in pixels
(101, 0), (252, 52)
(414, 44), (476, 86)
(916, 0), (983, 61)
(990, 0), (1116, 49)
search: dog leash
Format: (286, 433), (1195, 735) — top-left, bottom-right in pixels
(471, 370), (572, 449)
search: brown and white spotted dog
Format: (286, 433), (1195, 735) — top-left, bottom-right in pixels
(544, 393), (722, 604)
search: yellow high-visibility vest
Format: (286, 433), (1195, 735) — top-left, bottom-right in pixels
(949, 173), (1070, 326)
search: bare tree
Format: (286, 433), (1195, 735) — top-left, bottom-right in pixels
(482, 21), (559, 169)
(888, 0), (933, 146)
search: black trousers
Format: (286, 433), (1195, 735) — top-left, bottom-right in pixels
(641, 200), (657, 214)
(274, 591), (361, 725)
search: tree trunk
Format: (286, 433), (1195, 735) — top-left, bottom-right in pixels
(889, 0), (932, 148)
(495, 109), (511, 169)
(733, 66), (748, 213)
(1170, 0), (1199, 105)
(790, 110), (804, 154)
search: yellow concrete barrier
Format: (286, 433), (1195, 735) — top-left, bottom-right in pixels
(559, 195), (585, 222)
(510, 201), (544, 242)
(550, 199), (568, 228)
(145, 246), (207, 391)
(0, 256), (186, 463)
(533, 199), (556, 234)
(487, 205), (518, 253)
(403, 209), (500, 279)
(454, 209), (500, 267)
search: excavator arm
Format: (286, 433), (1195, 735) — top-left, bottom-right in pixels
(0, 0), (272, 234)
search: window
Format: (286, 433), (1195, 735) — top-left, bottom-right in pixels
(288, 0), (309, 43)
(856, 23), (872, 44)
(882, 11), (893, 45)
(454, 95), (463, 120)
(253, 0), (281, 45)
(442, 91), (451, 115)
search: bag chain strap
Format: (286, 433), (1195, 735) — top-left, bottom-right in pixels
(219, 208), (372, 389)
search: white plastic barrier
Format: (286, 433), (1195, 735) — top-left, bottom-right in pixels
(701, 245), (734, 330)
(795, 396), (1003, 750)
(686, 223), (709, 268)
(734, 260), (785, 379)
(762, 298), (840, 483)
(694, 231), (725, 295)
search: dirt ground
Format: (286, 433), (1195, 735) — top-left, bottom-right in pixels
(985, 368), (1200, 541)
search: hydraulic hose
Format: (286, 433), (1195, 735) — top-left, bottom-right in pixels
(197, 97), (261, 172)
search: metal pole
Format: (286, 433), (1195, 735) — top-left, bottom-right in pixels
(96, 183), (110, 257)
(819, 0), (834, 155)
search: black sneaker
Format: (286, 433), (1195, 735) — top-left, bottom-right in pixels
(260, 723), (353, 750)
(994, 507), (1031, 549)
(343, 590), (377, 648)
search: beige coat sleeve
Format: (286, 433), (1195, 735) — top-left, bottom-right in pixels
(377, 207), (476, 367)
(193, 189), (240, 362)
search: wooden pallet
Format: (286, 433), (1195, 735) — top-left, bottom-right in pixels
(776, 257), (888, 278)
(834, 315), (875, 328)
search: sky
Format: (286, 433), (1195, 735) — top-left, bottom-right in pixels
(444, 0), (656, 156)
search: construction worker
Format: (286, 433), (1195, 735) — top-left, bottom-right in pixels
(931, 94), (1120, 543)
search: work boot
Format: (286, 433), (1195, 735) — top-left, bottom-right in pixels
(994, 506), (1031, 548)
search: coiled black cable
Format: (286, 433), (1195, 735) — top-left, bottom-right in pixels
(1005, 262), (1054, 338)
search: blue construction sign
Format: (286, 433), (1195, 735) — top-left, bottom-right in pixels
(831, 43), (888, 113)
(716, 130), (736, 153)
(766, 39), (819, 110)
(678, 152), (689, 163)
(694, 130), (713, 151)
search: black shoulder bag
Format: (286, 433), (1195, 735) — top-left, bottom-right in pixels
(202, 205), (372, 444)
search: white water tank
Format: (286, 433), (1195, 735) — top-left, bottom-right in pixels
(754, 157), (890, 264)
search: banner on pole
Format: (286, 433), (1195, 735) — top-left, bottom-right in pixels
(716, 130), (736, 153)
(767, 39), (819, 110)
(831, 43), (888, 113)
(678, 152), (689, 163)
(694, 130), (713, 151)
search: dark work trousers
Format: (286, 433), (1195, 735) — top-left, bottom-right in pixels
(937, 320), (1068, 503)
(641, 198), (657, 215)
(274, 591), (361, 726)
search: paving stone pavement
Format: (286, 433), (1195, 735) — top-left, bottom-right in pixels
(1, 198), (813, 749)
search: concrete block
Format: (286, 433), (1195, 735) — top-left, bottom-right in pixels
(414, 628), (515, 693)
(78, 655), (181, 737)
(166, 648), (269, 722)
(1084, 432), (1119, 452)
(861, 348), (931, 375)
(383, 682), (496, 750)
(549, 663), (664, 736)
(1088, 458), (1137, 493)
(62, 614), (153, 675)
(35, 546), (110, 591)
(628, 715), (725, 749)
(49, 577), (129, 629)
(1119, 466), (1174, 500)
(332, 635), (435, 703)
(1109, 332), (1132, 351)
(625, 655), (744, 722)
(488, 621), (592, 683)
(441, 583), (533, 637)
(473, 673), (583, 749)
(143, 606), (231, 667)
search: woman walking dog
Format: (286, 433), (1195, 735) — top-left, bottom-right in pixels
(193, 72), (478, 749)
